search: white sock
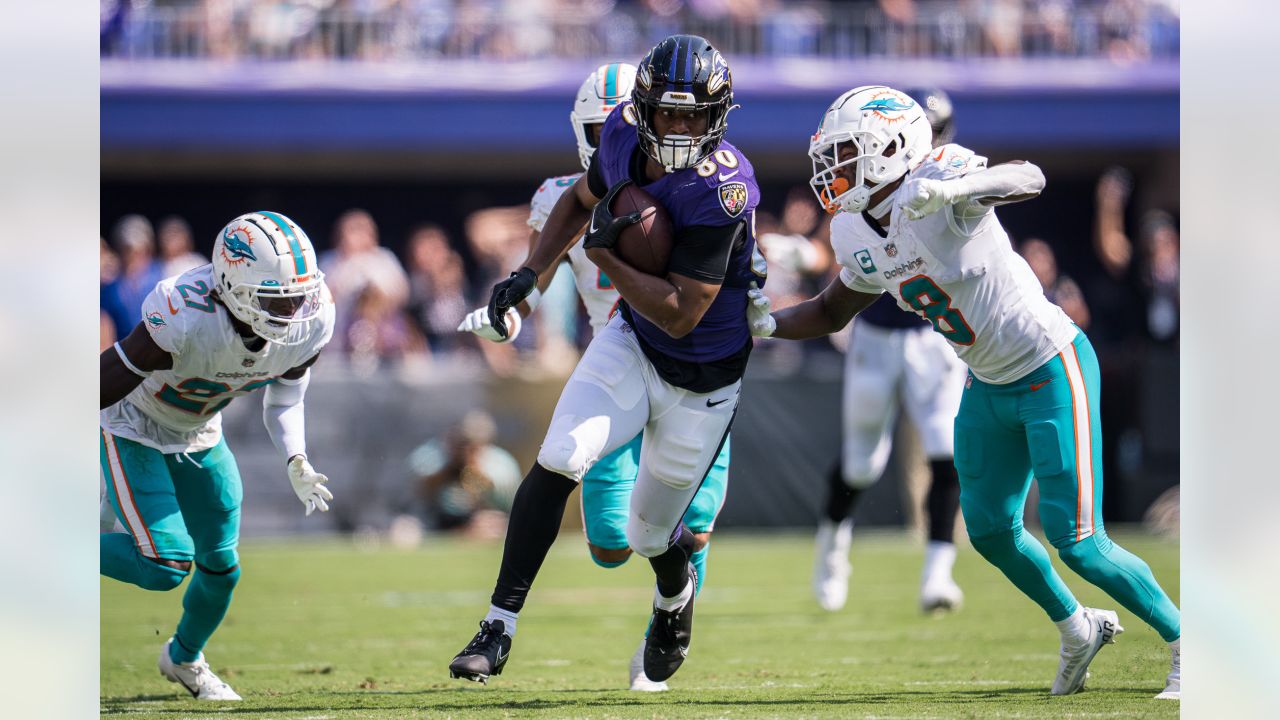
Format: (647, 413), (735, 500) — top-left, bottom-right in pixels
(654, 577), (694, 612)
(485, 605), (518, 637)
(1054, 606), (1089, 645)
(922, 540), (956, 583)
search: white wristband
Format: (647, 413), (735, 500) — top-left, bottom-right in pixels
(524, 287), (542, 311)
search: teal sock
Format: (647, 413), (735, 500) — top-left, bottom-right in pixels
(691, 545), (708, 596)
(100, 533), (187, 591)
(969, 524), (1079, 622)
(1058, 530), (1181, 642)
(171, 565), (241, 663)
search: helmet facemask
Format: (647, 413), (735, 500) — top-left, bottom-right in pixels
(635, 99), (730, 172)
(810, 128), (913, 215)
(222, 274), (325, 346)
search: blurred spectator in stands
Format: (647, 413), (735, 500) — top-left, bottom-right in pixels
(405, 410), (520, 539)
(1094, 166), (1178, 344)
(100, 236), (120, 286)
(462, 205), (536, 374)
(101, 214), (163, 339)
(157, 215), (205, 277)
(321, 208), (411, 344)
(1018, 237), (1091, 329)
(405, 223), (470, 355)
(344, 284), (426, 375)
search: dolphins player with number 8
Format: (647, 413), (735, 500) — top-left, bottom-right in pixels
(448, 34), (766, 687)
(746, 85), (1180, 699)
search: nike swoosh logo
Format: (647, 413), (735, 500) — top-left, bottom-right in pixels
(1029, 380), (1050, 391)
(167, 296), (179, 314)
(706, 397), (731, 408)
(495, 647), (509, 665)
(718, 170), (740, 182)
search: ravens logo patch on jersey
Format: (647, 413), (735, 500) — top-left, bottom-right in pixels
(718, 181), (748, 218)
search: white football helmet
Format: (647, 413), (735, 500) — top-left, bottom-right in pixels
(211, 211), (326, 346)
(570, 61), (637, 169)
(809, 86), (933, 215)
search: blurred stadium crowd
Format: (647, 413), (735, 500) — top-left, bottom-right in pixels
(101, 0), (1179, 62)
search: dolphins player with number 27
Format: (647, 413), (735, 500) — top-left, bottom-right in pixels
(449, 34), (766, 687)
(456, 60), (733, 692)
(746, 86), (1180, 699)
(100, 212), (336, 701)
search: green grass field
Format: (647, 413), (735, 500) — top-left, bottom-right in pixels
(101, 529), (1179, 719)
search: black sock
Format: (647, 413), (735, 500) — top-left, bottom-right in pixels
(824, 460), (862, 524)
(489, 463), (577, 613)
(649, 523), (696, 598)
(926, 459), (961, 544)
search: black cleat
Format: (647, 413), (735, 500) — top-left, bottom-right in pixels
(449, 620), (512, 684)
(643, 564), (697, 682)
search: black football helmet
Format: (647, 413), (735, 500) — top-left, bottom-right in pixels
(632, 34), (735, 171)
(906, 86), (955, 147)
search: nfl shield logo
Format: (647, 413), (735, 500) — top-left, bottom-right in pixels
(718, 181), (749, 218)
(885, 242), (898, 257)
(242, 358), (256, 367)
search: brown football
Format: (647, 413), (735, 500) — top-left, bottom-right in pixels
(608, 183), (673, 276)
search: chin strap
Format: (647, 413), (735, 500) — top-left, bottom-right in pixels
(867, 182), (899, 220)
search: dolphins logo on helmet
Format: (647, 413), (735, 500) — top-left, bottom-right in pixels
(219, 225), (258, 266)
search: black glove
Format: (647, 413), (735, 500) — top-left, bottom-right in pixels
(486, 266), (538, 339)
(583, 179), (643, 251)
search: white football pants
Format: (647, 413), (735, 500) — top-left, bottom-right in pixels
(841, 321), (966, 488)
(537, 314), (738, 558)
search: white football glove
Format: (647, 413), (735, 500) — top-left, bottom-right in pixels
(457, 306), (522, 343)
(903, 177), (962, 221)
(747, 282), (776, 338)
(288, 455), (332, 516)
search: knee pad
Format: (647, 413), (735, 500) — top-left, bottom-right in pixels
(968, 526), (1018, 564)
(537, 414), (607, 482)
(1057, 531), (1112, 576)
(196, 549), (241, 588)
(626, 514), (673, 559)
(140, 558), (190, 592)
(588, 544), (631, 569)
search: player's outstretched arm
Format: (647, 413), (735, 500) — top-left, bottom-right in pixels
(484, 175), (599, 338)
(904, 160), (1046, 221)
(766, 276), (880, 340)
(264, 354), (332, 517)
(100, 322), (173, 409)
(459, 228), (571, 344)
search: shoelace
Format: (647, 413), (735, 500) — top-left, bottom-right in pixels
(461, 621), (501, 655)
(649, 609), (678, 647)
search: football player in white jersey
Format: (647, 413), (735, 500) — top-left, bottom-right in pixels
(456, 61), (732, 691)
(747, 86), (1180, 699)
(100, 211), (336, 700)
(812, 87), (968, 615)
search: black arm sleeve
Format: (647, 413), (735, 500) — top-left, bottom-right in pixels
(586, 151), (607, 198)
(667, 221), (745, 285)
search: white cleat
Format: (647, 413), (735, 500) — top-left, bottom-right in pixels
(158, 638), (242, 701)
(813, 518), (853, 612)
(629, 637), (669, 691)
(1155, 639), (1180, 700)
(919, 576), (964, 614)
(1050, 608), (1124, 696)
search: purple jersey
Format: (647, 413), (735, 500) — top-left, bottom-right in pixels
(860, 292), (930, 330)
(597, 101), (766, 363)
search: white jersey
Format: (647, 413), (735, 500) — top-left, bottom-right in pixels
(100, 264), (336, 453)
(528, 173), (619, 334)
(831, 144), (1076, 384)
